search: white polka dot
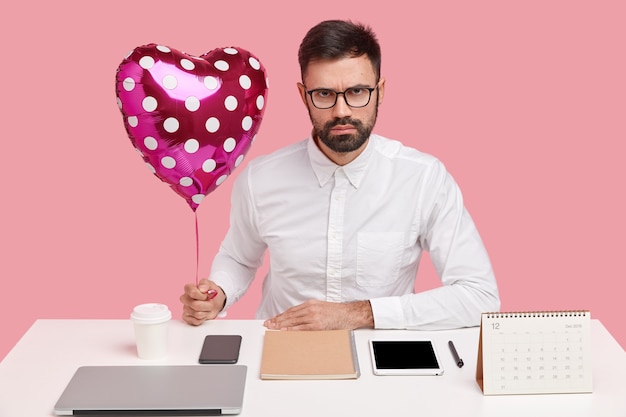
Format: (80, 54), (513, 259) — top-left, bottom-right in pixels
(180, 58), (195, 70)
(142, 96), (158, 112)
(139, 56), (155, 69)
(248, 57), (260, 70)
(214, 60), (229, 71)
(225, 96), (238, 111)
(235, 155), (244, 167)
(239, 75), (251, 90)
(180, 177), (193, 187)
(185, 96), (200, 111)
(192, 194), (205, 204)
(205, 117), (220, 133)
(202, 159), (217, 173)
(224, 48), (238, 55)
(117, 97), (123, 109)
(164, 117), (179, 133)
(223, 137), (237, 152)
(216, 175), (228, 186)
(123, 77), (135, 91)
(242, 116), (253, 131)
(161, 156), (176, 169)
(162, 75), (177, 90)
(256, 95), (265, 110)
(156, 45), (171, 53)
(204, 76), (218, 90)
(184, 138), (199, 153)
(128, 116), (138, 127)
(146, 162), (156, 173)
(144, 136), (158, 150)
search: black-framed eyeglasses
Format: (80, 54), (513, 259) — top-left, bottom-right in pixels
(305, 85), (377, 109)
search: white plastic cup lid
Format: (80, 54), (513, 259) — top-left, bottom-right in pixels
(130, 303), (172, 324)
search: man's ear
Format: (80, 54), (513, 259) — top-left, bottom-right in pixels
(376, 78), (386, 106)
(297, 82), (308, 106)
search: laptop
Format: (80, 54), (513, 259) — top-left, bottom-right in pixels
(54, 365), (247, 415)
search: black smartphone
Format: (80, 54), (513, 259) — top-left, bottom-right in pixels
(198, 335), (242, 364)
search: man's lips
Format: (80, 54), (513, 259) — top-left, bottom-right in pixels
(330, 125), (356, 134)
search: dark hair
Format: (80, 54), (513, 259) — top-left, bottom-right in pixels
(298, 20), (381, 81)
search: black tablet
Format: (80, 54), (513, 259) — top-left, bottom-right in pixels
(369, 339), (444, 375)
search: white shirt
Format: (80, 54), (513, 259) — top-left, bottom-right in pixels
(210, 134), (500, 329)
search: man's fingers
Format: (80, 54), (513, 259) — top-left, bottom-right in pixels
(264, 302), (324, 330)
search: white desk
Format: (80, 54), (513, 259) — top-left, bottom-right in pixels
(0, 319), (624, 417)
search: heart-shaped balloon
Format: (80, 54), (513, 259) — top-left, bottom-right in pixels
(115, 44), (268, 211)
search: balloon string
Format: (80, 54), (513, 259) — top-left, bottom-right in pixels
(195, 210), (200, 286)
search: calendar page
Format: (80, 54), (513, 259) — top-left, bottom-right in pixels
(476, 311), (592, 395)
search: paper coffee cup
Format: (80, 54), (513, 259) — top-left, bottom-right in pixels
(130, 303), (172, 360)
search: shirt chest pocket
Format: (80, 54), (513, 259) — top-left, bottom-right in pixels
(356, 232), (405, 287)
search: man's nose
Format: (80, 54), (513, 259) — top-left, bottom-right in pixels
(331, 93), (352, 118)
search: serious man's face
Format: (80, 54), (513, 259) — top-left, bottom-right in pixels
(300, 55), (383, 157)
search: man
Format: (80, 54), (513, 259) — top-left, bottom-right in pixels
(180, 19), (500, 330)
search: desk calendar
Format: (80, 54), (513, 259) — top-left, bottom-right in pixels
(476, 311), (592, 395)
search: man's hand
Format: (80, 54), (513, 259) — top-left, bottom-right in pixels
(263, 299), (374, 331)
(179, 279), (226, 325)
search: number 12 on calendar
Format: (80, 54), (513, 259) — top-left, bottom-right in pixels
(476, 311), (593, 395)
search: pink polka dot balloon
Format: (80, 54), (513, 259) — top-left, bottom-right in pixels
(115, 44), (268, 211)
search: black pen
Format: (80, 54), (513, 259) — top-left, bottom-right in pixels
(448, 340), (464, 368)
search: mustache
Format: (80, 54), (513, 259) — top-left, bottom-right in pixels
(325, 117), (363, 130)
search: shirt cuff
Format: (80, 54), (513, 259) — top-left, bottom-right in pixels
(210, 271), (237, 315)
(369, 296), (405, 329)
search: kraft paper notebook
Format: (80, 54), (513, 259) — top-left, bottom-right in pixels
(260, 329), (360, 380)
(476, 310), (592, 396)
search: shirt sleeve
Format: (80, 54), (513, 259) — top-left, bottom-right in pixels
(209, 166), (267, 311)
(370, 161), (500, 329)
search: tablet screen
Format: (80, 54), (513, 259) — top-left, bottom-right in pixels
(370, 340), (443, 375)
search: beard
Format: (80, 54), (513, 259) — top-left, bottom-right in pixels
(311, 106), (378, 154)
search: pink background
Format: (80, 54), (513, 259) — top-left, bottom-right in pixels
(1, 1), (624, 361)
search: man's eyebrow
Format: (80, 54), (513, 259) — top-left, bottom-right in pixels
(310, 83), (375, 90)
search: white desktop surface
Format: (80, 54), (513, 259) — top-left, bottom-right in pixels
(0, 319), (624, 417)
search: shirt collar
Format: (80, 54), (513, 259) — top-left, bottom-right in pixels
(307, 135), (375, 188)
